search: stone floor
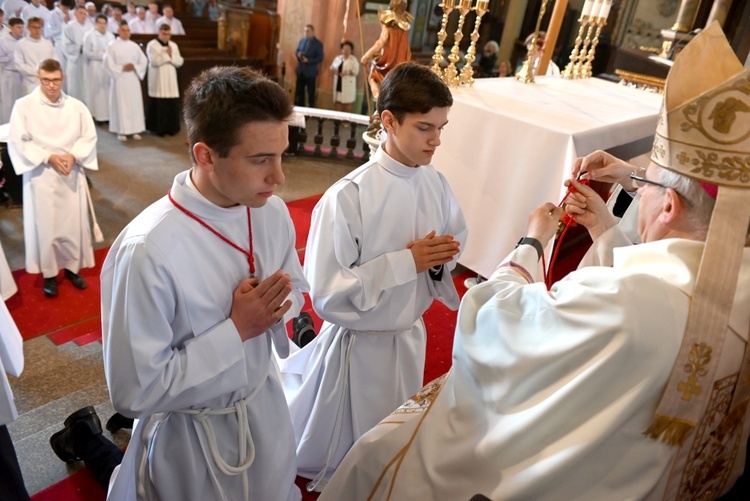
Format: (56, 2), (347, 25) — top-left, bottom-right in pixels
(0, 124), (355, 495)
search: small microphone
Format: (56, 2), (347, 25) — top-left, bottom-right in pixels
(667, 28), (703, 60)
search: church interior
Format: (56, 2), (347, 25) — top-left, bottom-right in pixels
(1, 0), (749, 499)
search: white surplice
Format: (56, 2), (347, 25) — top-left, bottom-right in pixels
(102, 170), (308, 501)
(0, 297), (23, 426)
(146, 38), (182, 98)
(8, 86), (98, 276)
(321, 236), (750, 501)
(104, 37), (146, 135)
(82, 29), (114, 121)
(61, 20), (90, 101)
(154, 15), (185, 35)
(0, 33), (23, 122)
(279, 145), (467, 486)
(14, 36), (55, 95)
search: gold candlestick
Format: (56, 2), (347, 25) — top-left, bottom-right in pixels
(515, 0), (551, 84)
(581, 19), (605, 78)
(444, 0), (473, 87)
(572, 21), (596, 78)
(459, 0), (490, 86)
(562, 18), (591, 79)
(431, 0), (457, 78)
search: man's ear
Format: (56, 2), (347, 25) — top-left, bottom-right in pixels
(658, 187), (683, 225)
(192, 142), (215, 173)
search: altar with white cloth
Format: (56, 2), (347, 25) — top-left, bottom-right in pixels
(432, 76), (662, 278)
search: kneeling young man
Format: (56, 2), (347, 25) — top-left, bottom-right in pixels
(101, 66), (308, 500)
(281, 61), (467, 490)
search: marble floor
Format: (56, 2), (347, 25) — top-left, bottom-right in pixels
(1, 124), (355, 495)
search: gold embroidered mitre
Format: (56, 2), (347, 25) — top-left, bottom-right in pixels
(651, 23), (749, 187)
(645, 22), (750, 446)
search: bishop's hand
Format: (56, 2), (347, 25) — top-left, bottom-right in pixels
(572, 150), (638, 190)
(231, 270), (293, 342)
(563, 178), (617, 240)
(527, 203), (563, 246)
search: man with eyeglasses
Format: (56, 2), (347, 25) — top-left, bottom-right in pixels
(320, 24), (750, 500)
(7, 58), (98, 298)
(14, 17), (54, 95)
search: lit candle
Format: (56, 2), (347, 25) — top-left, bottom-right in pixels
(459, 0), (473, 9)
(596, 0), (613, 21)
(443, 0), (456, 9)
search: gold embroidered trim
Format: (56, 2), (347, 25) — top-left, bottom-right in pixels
(677, 373), (745, 500)
(678, 342), (713, 401)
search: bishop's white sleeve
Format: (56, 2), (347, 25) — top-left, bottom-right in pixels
(102, 239), (251, 417)
(304, 183), (420, 330)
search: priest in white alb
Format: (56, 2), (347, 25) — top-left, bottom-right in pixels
(104, 20), (146, 141)
(8, 58), (97, 299)
(145, 23), (183, 136)
(61, 5), (91, 101)
(15, 17), (54, 95)
(82, 14), (113, 122)
(320, 24), (750, 501)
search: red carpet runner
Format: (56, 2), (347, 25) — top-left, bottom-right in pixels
(26, 194), (471, 501)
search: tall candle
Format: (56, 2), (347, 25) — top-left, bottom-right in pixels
(596, 0), (613, 21)
(581, 0), (595, 19)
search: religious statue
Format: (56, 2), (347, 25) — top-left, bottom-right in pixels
(360, 0), (413, 101)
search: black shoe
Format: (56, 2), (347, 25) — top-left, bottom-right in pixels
(43, 277), (58, 298)
(106, 412), (134, 433)
(293, 312), (316, 348)
(64, 269), (87, 290)
(50, 406), (103, 463)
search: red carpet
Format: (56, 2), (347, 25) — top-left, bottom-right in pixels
(26, 194), (470, 500)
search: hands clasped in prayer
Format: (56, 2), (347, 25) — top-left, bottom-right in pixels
(231, 270), (293, 342)
(407, 231), (461, 273)
(48, 153), (76, 176)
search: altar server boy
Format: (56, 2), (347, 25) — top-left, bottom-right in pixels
(281, 61), (467, 490)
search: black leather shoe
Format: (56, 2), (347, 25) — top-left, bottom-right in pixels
(64, 269), (87, 290)
(293, 312), (316, 348)
(43, 277), (58, 298)
(106, 412), (135, 433)
(50, 406), (103, 463)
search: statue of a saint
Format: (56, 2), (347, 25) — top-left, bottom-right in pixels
(360, 0), (413, 100)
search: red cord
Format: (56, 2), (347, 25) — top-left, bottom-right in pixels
(543, 179), (590, 290)
(167, 190), (256, 277)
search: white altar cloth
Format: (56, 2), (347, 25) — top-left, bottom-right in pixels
(433, 76), (662, 277)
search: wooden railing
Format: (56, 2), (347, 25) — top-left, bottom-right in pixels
(290, 108), (372, 164)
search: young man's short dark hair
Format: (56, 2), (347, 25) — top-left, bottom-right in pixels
(39, 58), (62, 74)
(183, 66), (293, 163)
(95, 14), (107, 22)
(8, 17), (23, 27)
(377, 62), (453, 123)
(158, 23), (170, 31)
